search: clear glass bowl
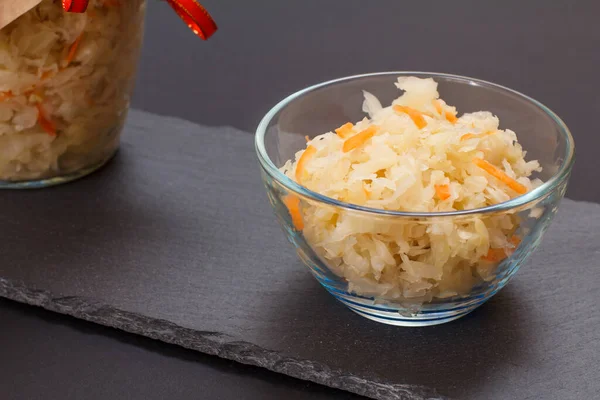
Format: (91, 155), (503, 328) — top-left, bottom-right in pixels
(0, 0), (146, 188)
(255, 72), (575, 327)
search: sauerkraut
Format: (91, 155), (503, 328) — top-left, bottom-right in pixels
(281, 77), (543, 301)
(0, 0), (145, 182)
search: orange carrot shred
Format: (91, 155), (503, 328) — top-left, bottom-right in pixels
(335, 122), (354, 138)
(295, 145), (316, 183)
(461, 131), (496, 141)
(283, 195), (304, 231)
(36, 104), (57, 137)
(40, 71), (55, 81)
(460, 133), (478, 141)
(342, 126), (378, 153)
(473, 157), (527, 194)
(434, 184), (451, 200)
(304, 135), (310, 143)
(445, 111), (458, 124)
(66, 34), (84, 65)
(482, 248), (507, 262)
(510, 236), (521, 247)
(482, 235), (521, 262)
(432, 99), (444, 114)
(393, 105), (427, 129)
(504, 236), (521, 256)
(0, 91), (13, 102)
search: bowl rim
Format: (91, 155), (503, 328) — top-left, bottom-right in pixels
(255, 71), (575, 218)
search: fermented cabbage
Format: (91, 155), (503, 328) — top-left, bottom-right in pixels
(0, 0), (145, 181)
(281, 77), (542, 301)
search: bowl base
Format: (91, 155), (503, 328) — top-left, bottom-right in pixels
(349, 307), (472, 327)
(329, 289), (485, 327)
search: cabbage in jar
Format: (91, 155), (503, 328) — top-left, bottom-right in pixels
(0, 0), (146, 187)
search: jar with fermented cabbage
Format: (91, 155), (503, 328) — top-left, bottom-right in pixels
(0, 0), (146, 187)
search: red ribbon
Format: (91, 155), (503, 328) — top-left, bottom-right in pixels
(166, 0), (218, 40)
(62, 0), (88, 13)
(62, 0), (217, 40)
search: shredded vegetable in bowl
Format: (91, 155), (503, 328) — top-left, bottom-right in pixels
(0, 0), (145, 182)
(281, 77), (543, 301)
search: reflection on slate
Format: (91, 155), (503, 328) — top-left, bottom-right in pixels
(1, 110), (598, 400)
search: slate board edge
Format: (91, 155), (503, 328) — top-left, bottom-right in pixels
(0, 278), (447, 400)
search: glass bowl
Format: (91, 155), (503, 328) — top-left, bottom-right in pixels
(255, 72), (575, 327)
(0, 0), (146, 188)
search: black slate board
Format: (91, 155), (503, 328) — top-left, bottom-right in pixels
(1, 110), (599, 400)
(1, 298), (367, 400)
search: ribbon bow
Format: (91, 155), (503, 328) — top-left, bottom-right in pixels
(62, 0), (217, 40)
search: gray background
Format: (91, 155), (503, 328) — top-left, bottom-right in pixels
(137, 0), (599, 202)
(3, 1), (600, 399)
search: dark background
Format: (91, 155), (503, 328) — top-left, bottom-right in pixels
(136, 0), (599, 203)
(4, 1), (599, 399)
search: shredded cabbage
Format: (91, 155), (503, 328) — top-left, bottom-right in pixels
(0, 0), (145, 181)
(281, 77), (543, 301)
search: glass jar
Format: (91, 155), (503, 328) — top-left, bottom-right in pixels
(0, 0), (146, 188)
